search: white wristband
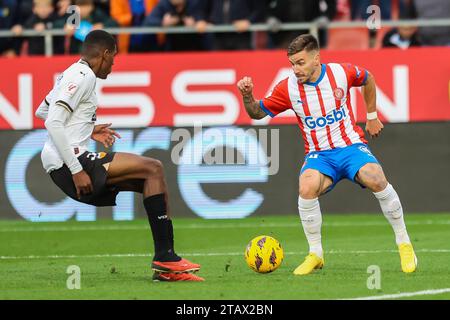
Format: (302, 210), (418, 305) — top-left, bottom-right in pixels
(367, 112), (378, 120)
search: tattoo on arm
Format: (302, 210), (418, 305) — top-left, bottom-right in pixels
(243, 94), (266, 119)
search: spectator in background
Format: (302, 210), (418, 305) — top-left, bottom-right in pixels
(143, 0), (206, 51)
(22, 0), (64, 55)
(382, 6), (421, 49)
(110, 0), (159, 53)
(195, 0), (265, 51)
(95, 0), (111, 15)
(266, 0), (336, 49)
(56, 0), (119, 54)
(413, 0), (450, 46)
(16, 0), (34, 24)
(8, 0), (38, 56)
(0, 0), (20, 56)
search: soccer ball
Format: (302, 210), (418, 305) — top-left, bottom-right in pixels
(244, 235), (284, 273)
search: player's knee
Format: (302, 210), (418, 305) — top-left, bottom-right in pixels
(368, 175), (388, 192)
(144, 158), (164, 177)
(299, 183), (320, 199)
(359, 165), (387, 192)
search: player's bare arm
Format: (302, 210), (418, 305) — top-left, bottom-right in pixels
(362, 72), (384, 138)
(237, 76), (267, 120)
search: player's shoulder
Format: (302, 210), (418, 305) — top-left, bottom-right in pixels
(277, 76), (290, 87)
(326, 62), (352, 71)
(271, 76), (291, 96)
(62, 60), (96, 87)
(328, 62), (366, 79)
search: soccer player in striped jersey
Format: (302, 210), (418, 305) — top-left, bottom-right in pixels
(237, 34), (417, 275)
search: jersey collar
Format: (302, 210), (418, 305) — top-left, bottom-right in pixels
(79, 59), (92, 69)
(305, 64), (326, 86)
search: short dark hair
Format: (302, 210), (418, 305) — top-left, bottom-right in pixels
(287, 34), (319, 56)
(81, 30), (116, 58)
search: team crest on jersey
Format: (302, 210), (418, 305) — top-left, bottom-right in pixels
(98, 152), (106, 159)
(65, 82), (78, 96)
(333, 87), (344, 100)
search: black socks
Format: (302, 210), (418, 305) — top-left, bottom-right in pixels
(168, 218), (175, 253)
(143, 193), (180, 262)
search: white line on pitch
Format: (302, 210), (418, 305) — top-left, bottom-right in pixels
(0, 248), (448, 260)
(344, 288), (450, 300)
(0, 219), (449, 233)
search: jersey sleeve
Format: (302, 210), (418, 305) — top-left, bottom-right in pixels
(259, 79), (291, 117)
(53, 72), (95, 113)
(35, 89), (55, 120)
(341, 63), (369, 88)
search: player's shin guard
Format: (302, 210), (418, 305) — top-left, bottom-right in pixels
(373, 184), (411, 245)
(298, 196), (323, 258)
(144, 194), (181, 262)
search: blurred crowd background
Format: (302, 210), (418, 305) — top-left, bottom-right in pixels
(1, 0), (449, 57)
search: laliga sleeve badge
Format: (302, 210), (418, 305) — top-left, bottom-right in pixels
(65, 82), (79, 96)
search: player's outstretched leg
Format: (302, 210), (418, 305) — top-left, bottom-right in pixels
(357, 163), (417, 273)
(106, 152), (203, 281)
(294, 169), (332, 276)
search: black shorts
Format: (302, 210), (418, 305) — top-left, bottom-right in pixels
(50, 151), (118, 207)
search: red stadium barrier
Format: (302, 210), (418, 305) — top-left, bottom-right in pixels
(0, 47), (449, 130)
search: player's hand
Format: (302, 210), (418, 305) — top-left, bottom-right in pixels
(91, 123), (121, 148)
(72, 170), (93, 199)
(365, 118), (384, 138)
(237, 77), (254, 96)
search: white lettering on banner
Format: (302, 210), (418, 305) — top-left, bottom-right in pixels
(352, 65), (409, 122)
(172, 70), (240, 126)
(0, 66), (410, 129)
(0, 74), (33, 129)
(252, 68), (294, 125)
(96, 72), (154, 127)
(377, 65), (410, 122)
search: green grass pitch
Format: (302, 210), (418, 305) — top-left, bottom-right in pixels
(0, 213), (449, 300)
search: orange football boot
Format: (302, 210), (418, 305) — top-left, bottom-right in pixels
(152, 272), (204, 282)
(151, 258), (201, 273)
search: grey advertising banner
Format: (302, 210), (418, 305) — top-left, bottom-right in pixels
(0, 123), (449, 221)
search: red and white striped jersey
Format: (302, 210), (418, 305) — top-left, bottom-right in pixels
(260, 63), (368, 154)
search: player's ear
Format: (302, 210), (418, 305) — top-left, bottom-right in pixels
(314, 52), (320, 66)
